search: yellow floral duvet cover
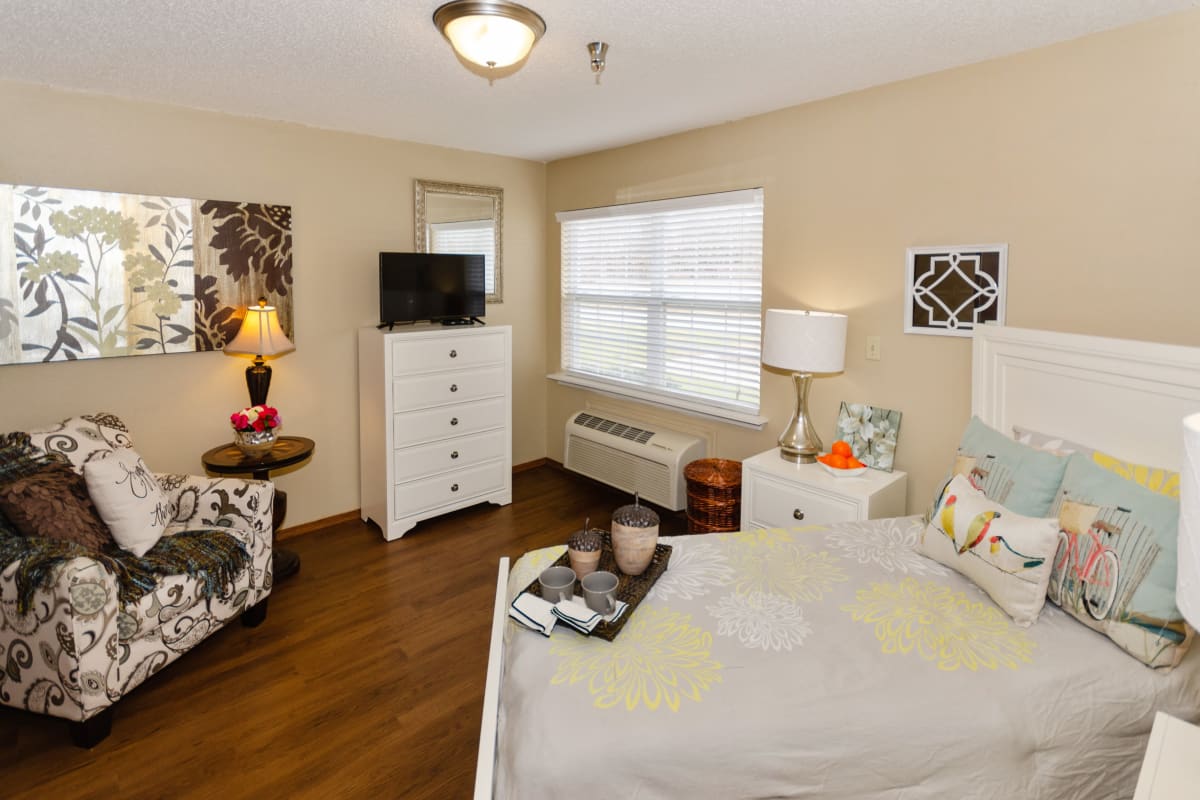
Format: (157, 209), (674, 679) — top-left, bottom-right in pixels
(496, 518), (1200, 799)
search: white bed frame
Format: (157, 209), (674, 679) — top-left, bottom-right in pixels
(474, 325), (1200, 798)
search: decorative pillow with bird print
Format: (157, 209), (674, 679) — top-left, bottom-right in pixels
(920, 474), (1059, 627)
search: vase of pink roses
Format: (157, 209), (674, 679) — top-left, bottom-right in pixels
(230, 405), (282, 457)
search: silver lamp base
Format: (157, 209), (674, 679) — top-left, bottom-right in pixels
(777, 372), (823, 463)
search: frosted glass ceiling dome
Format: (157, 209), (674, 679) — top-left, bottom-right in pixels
(434, 1), (547, 70)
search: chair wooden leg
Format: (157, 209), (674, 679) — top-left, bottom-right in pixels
(241, 597), (269, 628)
(70, 707), (113, 748)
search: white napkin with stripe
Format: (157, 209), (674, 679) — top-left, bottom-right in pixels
(551, 598), (631, 633)
(509, 592), (557, 636)
(552, 599), (602, 633)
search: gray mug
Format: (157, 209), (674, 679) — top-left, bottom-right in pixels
(582, 570), (619, 615)
(539, 566), (577, 604)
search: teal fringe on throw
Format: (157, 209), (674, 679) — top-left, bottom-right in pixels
(0, 527), (252, 616)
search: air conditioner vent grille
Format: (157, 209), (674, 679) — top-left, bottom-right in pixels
(573, 412), (654, 445)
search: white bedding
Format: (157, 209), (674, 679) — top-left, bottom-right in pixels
(496, 518), (1200, 799)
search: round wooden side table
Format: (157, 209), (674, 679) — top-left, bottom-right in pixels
(201, 435), (315, 582)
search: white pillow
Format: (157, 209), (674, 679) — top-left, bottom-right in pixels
(919, 474), (1059, 627)
(83, 448), (173, 557)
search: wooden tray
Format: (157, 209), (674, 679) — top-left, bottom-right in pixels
(522, 532), (672, 641)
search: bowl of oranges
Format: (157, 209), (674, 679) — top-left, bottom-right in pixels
(816, 440), (867, 477)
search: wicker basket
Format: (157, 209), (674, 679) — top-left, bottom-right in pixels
(684, 458), (742, 533)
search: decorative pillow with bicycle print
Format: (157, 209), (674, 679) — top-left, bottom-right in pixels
(920, 475), (1059, 627)
(1048, 453), (1190, 669)
(926, 417), (1070, 521)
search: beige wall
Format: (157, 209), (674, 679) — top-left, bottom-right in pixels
(545, 11), (1200, 513)
(0, 80), (547, 529)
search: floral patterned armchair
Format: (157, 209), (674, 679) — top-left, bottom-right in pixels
(0, 414), (273, 746)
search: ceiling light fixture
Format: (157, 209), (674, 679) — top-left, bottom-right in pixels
(587, 41), (608, 85)
(434, 0), (546, 79)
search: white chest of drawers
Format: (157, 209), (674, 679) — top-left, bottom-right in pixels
(739, 448), (907, 531)
(358, 325), (512, 541)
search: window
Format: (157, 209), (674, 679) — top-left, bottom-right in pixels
(555, 188), (764, 425)
(429, 219), (497, 295)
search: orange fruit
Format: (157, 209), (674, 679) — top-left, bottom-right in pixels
(817, 454), (834, 466)
(828, 453), (849, 469)
(831, 440), (852, 458)
(847, 457), (865, 469)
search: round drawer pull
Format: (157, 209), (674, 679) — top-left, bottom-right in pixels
(451, 483), (460, 492)
(451, 450), (460, 459)
(793, 509), (805, 521)
(449, 349), (458, 358)
(450, 383), (458, 393)
(450, 417), (459, 426)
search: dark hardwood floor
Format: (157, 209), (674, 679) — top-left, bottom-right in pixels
(0, 466), (687, 799)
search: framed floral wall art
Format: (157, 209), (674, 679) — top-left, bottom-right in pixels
(0, 183), (293, 366)
(835, 403), (902, 472)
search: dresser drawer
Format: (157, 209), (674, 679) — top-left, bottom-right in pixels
(392, 365), (504, 412)
(749, 473), (860, 527)
(391, 332), (505, 375)
(392, 429), (506, 483)
(392, 397), (506, 448)
(393, 459), (507, 517)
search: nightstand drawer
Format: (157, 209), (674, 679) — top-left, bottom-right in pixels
(391, 332), (505, 374)
(392, 365), (504, 411)
(749, 474), (859, 527)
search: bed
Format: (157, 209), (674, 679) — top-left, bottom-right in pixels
(475, 326), (1200, 799)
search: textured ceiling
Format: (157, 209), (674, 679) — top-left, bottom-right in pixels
(0, 1), (1194, 162)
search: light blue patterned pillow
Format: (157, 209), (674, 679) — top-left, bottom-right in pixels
(947, 416), (1070, 517)
(1048, 453), (1189, 669)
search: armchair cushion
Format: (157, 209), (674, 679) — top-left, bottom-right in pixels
(0, 461), (113, 550)
(83, 448), (172, 557)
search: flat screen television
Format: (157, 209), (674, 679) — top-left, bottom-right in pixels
(379, 252), (485, 326)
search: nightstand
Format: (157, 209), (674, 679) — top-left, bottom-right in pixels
(739, 448), (907, 530)
(1133, 712), (1200, 799)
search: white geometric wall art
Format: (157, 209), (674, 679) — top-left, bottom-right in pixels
(904, 244), (1007, 337)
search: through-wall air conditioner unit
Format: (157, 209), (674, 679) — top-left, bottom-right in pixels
(563, 411), (706, 511)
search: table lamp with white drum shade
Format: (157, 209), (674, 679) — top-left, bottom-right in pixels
(761, 309), (848, 464)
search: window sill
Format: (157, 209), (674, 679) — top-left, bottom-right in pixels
(546, 371), (767, 430)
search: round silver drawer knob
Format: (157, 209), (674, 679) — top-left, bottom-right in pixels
(451, 483), (460, 492)
(793, 509), (805, 520)
(450, 384), (458, 392)
(451, 450), (459, 459)
(450, 417), (459, 426)
(449, 349), (458, 358)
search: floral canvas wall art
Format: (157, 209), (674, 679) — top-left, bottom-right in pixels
(0, 184), (292, 366)
(835, 403), (902, 472)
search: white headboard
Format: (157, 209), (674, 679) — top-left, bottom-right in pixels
(972, 326), (1200, 471)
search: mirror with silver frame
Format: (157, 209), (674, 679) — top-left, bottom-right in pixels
(414, 179), (503, 304)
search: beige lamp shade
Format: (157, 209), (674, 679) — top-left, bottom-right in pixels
(1179, 412), (1200, 629)
(224, 301), (295, 358)
(762, 309), (847, 374)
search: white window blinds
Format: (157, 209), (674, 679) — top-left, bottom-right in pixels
(556, 188), (764, 422)
(429, 220), (496, 294)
